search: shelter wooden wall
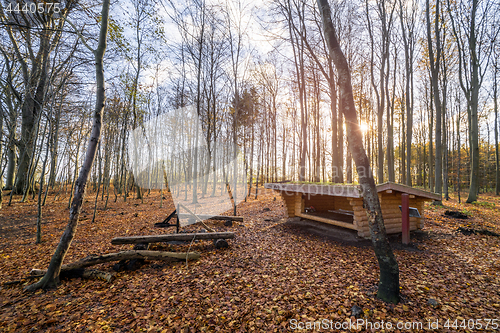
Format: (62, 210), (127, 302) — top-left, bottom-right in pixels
(279, 191), (426, 239)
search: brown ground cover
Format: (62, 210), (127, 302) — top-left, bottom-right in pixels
(0, 188), (499, 332)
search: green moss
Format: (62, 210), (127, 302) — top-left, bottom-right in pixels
(472, 201), (495, 209)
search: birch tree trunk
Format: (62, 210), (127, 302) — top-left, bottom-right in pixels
(316, 0), (399, 304)
(26, 0), (110, 291)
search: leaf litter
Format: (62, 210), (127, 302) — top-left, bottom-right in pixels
(0, 189), (499, 332)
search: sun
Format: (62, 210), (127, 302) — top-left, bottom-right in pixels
(359, 122), (369, 133)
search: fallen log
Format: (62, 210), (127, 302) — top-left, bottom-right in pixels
(177, 203), (214, 232)
(113, 243), (149, 271)
(111, 232), (235, 245)
(177, 214), (244, 222)
(30, 268), (114, 283)
(155, 215), (243, 228)
(80, 269), (114, 282)
(4, 269), (114, 286)
(30, 250), (200, 274)
(3, 275), (41, 286)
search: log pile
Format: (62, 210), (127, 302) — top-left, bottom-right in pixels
(6, 250), (200, 286)
(8, 222), (235, 286)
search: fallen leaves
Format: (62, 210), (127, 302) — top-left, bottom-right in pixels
(0, 189), (499, 331)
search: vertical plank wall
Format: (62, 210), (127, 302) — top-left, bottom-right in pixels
(279, 190), (426, 239)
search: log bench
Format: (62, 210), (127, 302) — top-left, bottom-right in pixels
(328, 209), (354, 216)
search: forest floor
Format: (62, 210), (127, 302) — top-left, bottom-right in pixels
(0, 188), (499, 332)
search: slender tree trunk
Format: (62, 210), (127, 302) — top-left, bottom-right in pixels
(5, 138), (16, 190)
(457, 107), (461, 203)
(286, 2), (307, 182)
(463, 0), (479, 202)
(37, 125), (51, 243)
(282, 124), (287, 181)
(48, 100), (62, 188)
(329, 67), (339, 182)
(428, 85), (434, 191)
(494, 66), (499, 195)
(192, 11), (205, 205)
(443, 106), (449, 200)
(426, 0), (442, 202)
(68, 133), (81, 209)
(398, 0), (414, 186)
(387, 48), (396, 182)
(338, 101), (344, 183)
(248, 113), (254, 197)
(401, 93), (406, 184)
(299, 63), (307, 181)
(13, 38), (49, 195)
(92, 143), (102, 223)
(26, 0), (110, 291)
(446, 0), (481, 202)
(0, 109), (3, 208)
(317, 0), (399, 304)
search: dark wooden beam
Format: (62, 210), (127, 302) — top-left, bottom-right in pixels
(111, 232), (235, 245)
(177, 214), (243, 222)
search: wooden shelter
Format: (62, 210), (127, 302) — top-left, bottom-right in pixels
(264, 182), (440, 238)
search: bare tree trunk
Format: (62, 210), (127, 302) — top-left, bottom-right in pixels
(387, 46), (397, 182)
(442, 63), (449, 200)
(37, 130), (50, 243)
(465, 0), (480, 202)
(457, 105), (461, 203)
(0, 50), (18, 192)
(428, 85), (434, 191)
(447, 0), (485, 202)
(48, 100), (63, 188)
(36, 96), (55, 242)
(338, 103), (344, 183)
(282, 124), (287, 181)
(398, 0), (416, 186)
(426, 0), (442, 203)
(5, 144), (16, 190)
(443, 107), (449, 200)
(317, 0), (399, 304)
(192, 8), (205, 205)
(365, 0), (394, 184)
(285, 0), (307, 181)
(26, 0), (110, 291)
(68, 132), (81, 209)
(0, 108), (3, 208)
(330, 75), (339, 182)
(495, 66), (499, 195)
(92, 142), (102, 223)
(248, 111), (255, 197)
